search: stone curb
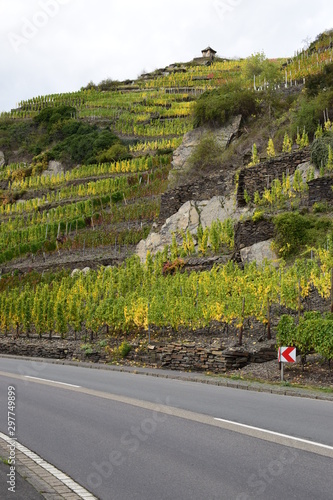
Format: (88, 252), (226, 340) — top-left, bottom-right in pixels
(0, 437), (97, 500)
(1, 353), (332, 402)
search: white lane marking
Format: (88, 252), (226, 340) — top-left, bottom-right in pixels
(0, 432), (97, 499)
(24, 375), (81, 388)
(214, 417), (333, 452)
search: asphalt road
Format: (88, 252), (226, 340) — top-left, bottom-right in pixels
(0, 358), (332, 500)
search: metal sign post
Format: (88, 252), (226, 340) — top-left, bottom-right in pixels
(278, 347), (296, 382)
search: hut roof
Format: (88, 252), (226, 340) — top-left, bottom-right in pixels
(202, 47), (217, 54)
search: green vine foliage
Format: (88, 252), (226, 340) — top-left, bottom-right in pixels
(277, 313), (333, 364)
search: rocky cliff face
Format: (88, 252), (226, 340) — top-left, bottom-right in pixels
(137, 118), (245, 262)
(136, 194), (252, 261)
(169, 115), (242, 186)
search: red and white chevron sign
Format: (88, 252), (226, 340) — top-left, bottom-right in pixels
(278, 347), (296, 363)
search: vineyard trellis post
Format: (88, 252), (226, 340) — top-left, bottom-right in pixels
(148, 301), (150, 345)
(331, 268), (333, 313)
(239, 297), (245, 346)
(298, 280), (302, 322)
(267, 297), (271, 340)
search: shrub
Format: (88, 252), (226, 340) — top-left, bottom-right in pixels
(34, 105), (76, 127)
(0, 120), (34, 156)
(276, 315), (297, 347)
(305, 62), (333, 97)
(96, 143), (130, 163)
(311, 132), (333, 168)
(193, 82), (258, 128)
(111, 191), (124, 204)
(44, 241), (56, 252)
(292, 90), (333, 138)
(51, 126), (119, 164)
(162, 258), (185, 276)
(313, 201), (329, 213)
(252, 210), (265, 222)
(277, 314), (333, 365)
(273, 212), (309, 257)
(187, 133), (224, 175)
(273, 212), (333, 257)
(97, 79), (120, 91)
(81, 343), (94, 355)
(112, 341), (132, 359)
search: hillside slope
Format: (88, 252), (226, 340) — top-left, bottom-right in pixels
(1, 30), (333, 387)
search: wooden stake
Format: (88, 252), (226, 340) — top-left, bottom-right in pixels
(267, 298), (271, 340)
(239, 297), (245, 346)
(298, 280), (302, 322)
(148, 301), (150, 345)
(330, 268), (333, 314)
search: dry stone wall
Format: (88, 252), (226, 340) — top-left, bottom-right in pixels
(146, 341), (277, 373)
(308, 176), (333, 205)
(234, 219), (275, 250)
(0, 337), (277, 373)
(0, 338), (103, 363)
(159, 173), (226, 224)
(237, 149), (311, 207)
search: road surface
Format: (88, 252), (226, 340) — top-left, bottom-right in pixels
(0, 357), (332, 499)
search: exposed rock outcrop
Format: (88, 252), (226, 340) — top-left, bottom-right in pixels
(0, 151), (5, 168)
(71, 267), (91, 278)
(296, 161), (319, 182)
(234, 219), (278, 264)
(240, 240), (278, 265)
(159, 173), (227, 225)
(42, 161), (64, 178)
(136, 194), (252, 261)
(169, 115), (241, 182)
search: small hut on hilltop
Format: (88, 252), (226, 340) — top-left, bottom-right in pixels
(201, 47), (217, 59)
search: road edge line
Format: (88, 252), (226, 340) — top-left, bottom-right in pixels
(0, 432), (97, 499)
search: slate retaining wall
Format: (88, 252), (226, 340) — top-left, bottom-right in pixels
(308, 176), (333, 205)
(159, 173), (226, 224)
(147, 341), (277, 373)
(237, 149), (311, 207)
(234, 219), (275, 250)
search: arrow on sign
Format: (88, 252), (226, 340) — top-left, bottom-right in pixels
(278, 347), (296, 363)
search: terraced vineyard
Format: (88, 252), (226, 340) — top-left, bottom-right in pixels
(0, 156), (169, 266)
(0, 40), (331, 269)
(0, 57), (251, 270)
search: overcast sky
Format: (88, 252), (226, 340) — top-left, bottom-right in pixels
(0, 0), (333, 112)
